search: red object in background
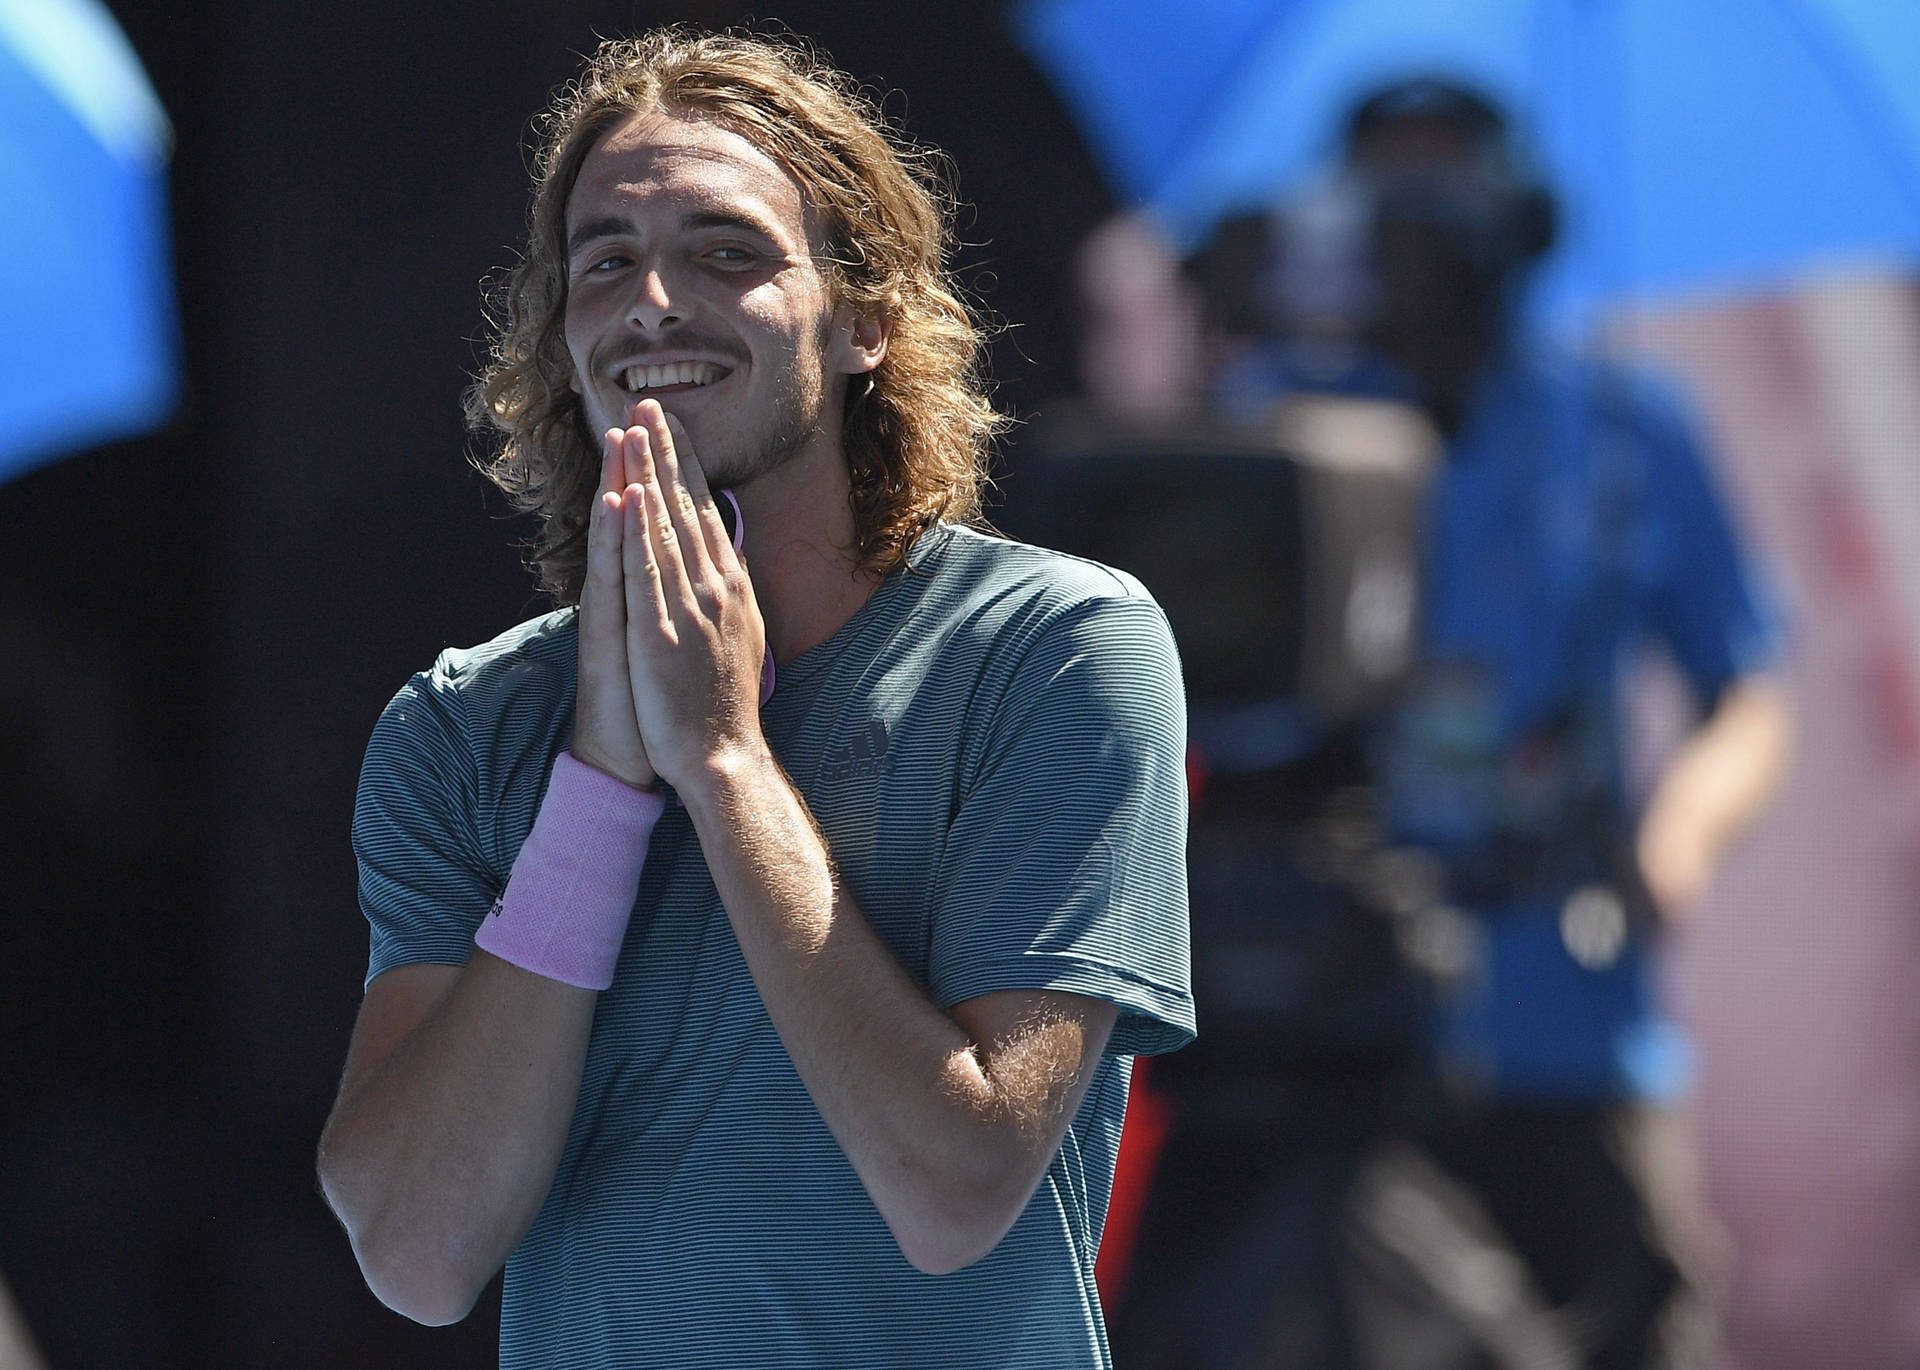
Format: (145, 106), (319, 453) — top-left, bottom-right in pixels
(1092, 746), (1205, 1311)
(1095, 747), (1200, 1311)
(1815, 478), (1920, 762)
(1185, 745), (1210, 815)
(1095, 1055), (1175, 1313)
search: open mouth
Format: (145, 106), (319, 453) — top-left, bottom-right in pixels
(616, 360), (729, 396)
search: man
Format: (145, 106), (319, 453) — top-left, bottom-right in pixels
(1169, 81), (1791, 1366)
(316, 30), (1192, 1368)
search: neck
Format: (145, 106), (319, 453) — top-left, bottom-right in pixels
(731, 440), (881, 666)
(1389, 332), (1495, 440)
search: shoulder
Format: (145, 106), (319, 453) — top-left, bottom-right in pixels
(909, 523), (1165, 624)
(416, 607), (577, 695)
(1533, 349), (1703, 448)
(904, 525), (1183, 719)
(395, 608), (577, 721)
(368, 608), (577, 771)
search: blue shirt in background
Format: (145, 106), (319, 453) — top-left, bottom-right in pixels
(1222, 339), (1780, 1098)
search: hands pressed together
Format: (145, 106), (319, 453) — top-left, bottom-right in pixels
(570, 398), (769, 795)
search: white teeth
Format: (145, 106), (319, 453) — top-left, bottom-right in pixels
(619, 361), (722, 393)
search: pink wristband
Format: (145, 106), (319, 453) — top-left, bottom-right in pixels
(474, 751), (664, 989)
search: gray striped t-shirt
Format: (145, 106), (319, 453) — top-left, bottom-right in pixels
(353, 523), (1195, 1368)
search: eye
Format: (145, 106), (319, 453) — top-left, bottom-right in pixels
(705, 244), (759, 266)
(571, 252), (629, 281)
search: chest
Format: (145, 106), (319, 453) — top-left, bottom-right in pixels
(1419, 387), (1657, 724)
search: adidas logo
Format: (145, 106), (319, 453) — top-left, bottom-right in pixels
(824, 720), (890, 781)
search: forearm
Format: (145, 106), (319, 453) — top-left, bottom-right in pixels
(1638, 673), (1794, 913)
(317, 952), (596, 1323)
(680, 747), (1090, 1273)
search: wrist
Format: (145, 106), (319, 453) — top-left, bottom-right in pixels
(672, 739), (782, 822)
(567, 740), (658, 793)
(474, 751), (665, 989)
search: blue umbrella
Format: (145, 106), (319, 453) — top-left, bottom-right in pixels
(1017, 0), (1920, 327)
(0, 0), (179, 484)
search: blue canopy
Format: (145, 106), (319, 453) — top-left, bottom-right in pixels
(1019, 0), (1920, 327)
(0, 0), (179, 483)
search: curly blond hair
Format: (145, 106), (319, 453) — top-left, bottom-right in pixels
(465, 28), (1007, 604)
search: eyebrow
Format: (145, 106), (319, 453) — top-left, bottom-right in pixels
(566, 215), (634, 258)
(565, 209), (783, 258)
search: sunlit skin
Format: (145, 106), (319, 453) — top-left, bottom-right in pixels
(1635, 676), (1792, 919)
(562, 112), (860, 489)
(563, 113), (892, 700)
(560, 112), (888, 791)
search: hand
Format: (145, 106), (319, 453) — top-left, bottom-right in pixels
(570, 408), (658, 789)
(613, 399), (768, 791)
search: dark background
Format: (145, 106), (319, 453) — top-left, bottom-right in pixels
(0, 2), (1110, 1362)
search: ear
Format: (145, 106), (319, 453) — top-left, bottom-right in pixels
(830, 306), (890, 376)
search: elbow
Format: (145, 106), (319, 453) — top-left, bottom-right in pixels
(317, 1155), (489, 1326)
(891, 1172), (1032, 1276)
(349, 1222), (491, 1326)
(899, 1226), (1002, 1277)
(902, 1242), (994, 1278)
(367, 1267), (485, 1328)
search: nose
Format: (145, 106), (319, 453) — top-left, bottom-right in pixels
(626, 264), (683, 332)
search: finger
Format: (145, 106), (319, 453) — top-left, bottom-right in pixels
(581, 489), (625, 628)
(618, 418), (655, 493)
(635, 472), (697, 617)
(600, 427), (624, 497)
(643, 403), (718, 581)
(582, 493), (630, 647)
(580, 492), (636, 707)
(576, 490), (651, 774)
(660, 408), (712, 502)
(620, 484), (670, 636)
(663, 410), (738, 573)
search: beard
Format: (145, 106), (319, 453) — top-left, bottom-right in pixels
(704, 357), (822, 488)
(583, 317), (837, 492)
(689, 317), (837, 491)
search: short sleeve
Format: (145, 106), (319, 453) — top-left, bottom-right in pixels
(928, 593), (1195, 1057)
(351, 662), (500, 985)
(1632, 378), (1784, 701)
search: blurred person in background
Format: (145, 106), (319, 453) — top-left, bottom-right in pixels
(1072, 212), (1209, 427)
(1165, 79), (1791, 1367)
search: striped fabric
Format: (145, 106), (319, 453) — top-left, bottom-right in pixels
(352, 523), (1195, 1368)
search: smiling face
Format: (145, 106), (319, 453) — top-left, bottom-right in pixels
(563, 111), (872, 488)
